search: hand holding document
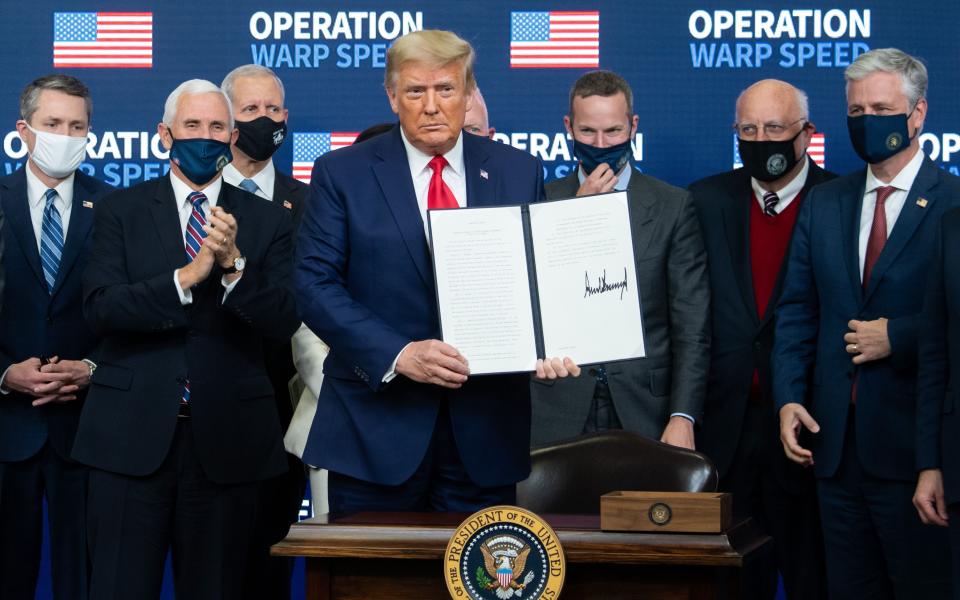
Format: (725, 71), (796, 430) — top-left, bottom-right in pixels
(429, 191), (645, 375)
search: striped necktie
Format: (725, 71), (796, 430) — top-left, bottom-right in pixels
(762, 190), (779, 217)
(184, 191), (207, 262)
(40, 188), (64, 293)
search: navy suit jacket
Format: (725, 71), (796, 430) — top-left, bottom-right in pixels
(773, 156), (960, 481)
(917, 207), (960, 504)
(73, 176), (299, 484)
(0, 167), (112, 462)
(692, 158), (835, 485)
(295, 126), (544, 487)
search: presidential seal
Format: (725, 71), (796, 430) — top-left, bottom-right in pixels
(886, 132), (903, 151)
(648, 502), (673, 526)
(444, 506), (565, 600)
(766, 153), (788, 177)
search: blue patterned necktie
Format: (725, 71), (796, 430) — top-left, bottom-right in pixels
(40, 188), (64, 293)
(184, 191), (207, 262)
(239, 178), (259, 195)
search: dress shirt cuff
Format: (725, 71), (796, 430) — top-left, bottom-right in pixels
(670, 412), (695, 424)
(383, 342), (413, 383)
(221, 273), (242, 302)
(174, 269), (192, 305)
(0, 366), (11, 394)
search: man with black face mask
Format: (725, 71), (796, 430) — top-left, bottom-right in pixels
(531, 70), (709, 452)
(773, 48), (959, 599)
(74, 78), (298, 599)
(689, 79), (835, 600)
(220, 63), (308, 600)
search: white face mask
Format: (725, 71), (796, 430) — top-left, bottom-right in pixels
(24, 123), (88, 179)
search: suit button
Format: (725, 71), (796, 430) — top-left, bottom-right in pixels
(588, 368), (597, 376)
(754, 342), (762, 350)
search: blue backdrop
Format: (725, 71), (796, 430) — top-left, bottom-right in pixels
(3, 1), (957, 598)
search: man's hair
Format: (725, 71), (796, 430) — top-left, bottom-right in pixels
(162, 79), (234, 129)
(734, 81), (810, 123)
(221, 64), (286, 105)
(20, 74), (93, 123)
(568, 70), (633, 120)
(384, 30), (476, 92)
(845, 48), (928, 108)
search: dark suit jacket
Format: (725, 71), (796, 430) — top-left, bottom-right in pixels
(295, 126), (544, 487)
(774, 156), (960, 481)
(917, 207), (960, 504)
(691, 159), (836, 483)
(0, 168), (112, 462)
(530, 169), (710, 446)
(73, 176), (299, 484)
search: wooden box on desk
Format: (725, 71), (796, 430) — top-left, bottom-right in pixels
(601, 491), (732, 533)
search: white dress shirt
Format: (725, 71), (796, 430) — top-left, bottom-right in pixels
(222, 160), (275, 201)
(399, 128), (467, 238)
(169, 173), (240, 304)
(858, 147), (925, 280)
(750, 157), (810, 213)
(25, 164), (74, 252)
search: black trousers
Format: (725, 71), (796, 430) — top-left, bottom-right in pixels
(86, 420), (258, 600)
(720, 400), (826, 600)
(818, 411), (951, 600)
(0, 442), (88, 600)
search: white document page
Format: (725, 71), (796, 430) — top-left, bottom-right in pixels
(429, 206), (538, 374)
(527, 191), (646, 364)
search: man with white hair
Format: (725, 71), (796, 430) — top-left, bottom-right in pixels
(774, 48), (957, 598)
(73, 78), (299, 599)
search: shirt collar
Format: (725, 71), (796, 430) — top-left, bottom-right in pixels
(751, 157), (810, 202)
(221, 159), (276, 199)
(25, 162), (75, 210)
(169, 171), (222, 208)
(865, 146), (925, 193)
(399, 127), (465, 177)
(576, 163), (633, 192)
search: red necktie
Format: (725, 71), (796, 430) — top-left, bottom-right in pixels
(862, 186), (896, 289)
(427, 155), (459, 210)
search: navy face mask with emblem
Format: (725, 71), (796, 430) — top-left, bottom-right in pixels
(737, 128), (805, 182)
(847, 112), (913, 165)
(168, 134), (233, 186)
(573, 138), (632, 175)
(235, 116), (287, 162)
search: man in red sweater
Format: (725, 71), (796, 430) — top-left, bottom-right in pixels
(690, 79), (836, 600)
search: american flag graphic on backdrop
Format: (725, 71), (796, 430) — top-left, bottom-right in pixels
(53, 12), (153, 68)
(510, 11), (599, 68)
(292, 132), (359, 184)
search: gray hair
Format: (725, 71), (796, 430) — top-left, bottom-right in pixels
(20, 74), (92, 123)
(221, 64), (286, 105)
(162, 79), (234, 129)
(845, 48), (928, 108)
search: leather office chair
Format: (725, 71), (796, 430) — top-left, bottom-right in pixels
(516, 430), (719, 514)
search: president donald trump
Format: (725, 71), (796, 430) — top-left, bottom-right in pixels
(296, 30), (577, 515)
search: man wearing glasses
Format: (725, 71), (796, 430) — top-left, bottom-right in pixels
(690, 79), (835, 600)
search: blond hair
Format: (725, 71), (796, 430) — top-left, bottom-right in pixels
(384, 30), (476, 92)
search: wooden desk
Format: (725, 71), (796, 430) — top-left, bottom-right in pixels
(273, 512), (771, 599)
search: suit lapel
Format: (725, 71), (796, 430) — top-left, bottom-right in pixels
(463, 134), (496, 208)
(1, 169), (47, 287)
(862, 157), (939, 304)
(841, 171), (867, 303)
(50, 174), (97, 297)
(149, 177), (189, 270)
(626, 172), (661, 261)
(372, 129), (433, 288)
(721, 174), (760, 325)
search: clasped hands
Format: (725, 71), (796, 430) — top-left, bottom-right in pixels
(178, 206), (242, 290)
(395, 340), (580, 389)
(2, 356), (91, 406)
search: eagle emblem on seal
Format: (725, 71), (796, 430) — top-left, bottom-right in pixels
(478, 535), (537, 599)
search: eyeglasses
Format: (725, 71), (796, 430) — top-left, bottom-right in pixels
(734, 118), (807, 139)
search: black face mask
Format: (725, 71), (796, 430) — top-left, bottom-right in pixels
(572, 138), (632, 175)
(737, 127), (805, 182)
(234, 116), (287, 161)
(847, 112), (914, 165)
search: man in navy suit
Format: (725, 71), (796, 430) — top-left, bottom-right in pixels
(296, 30), (577, 515)
(773, 48), (956, 599)
(0, 74), (112, 600)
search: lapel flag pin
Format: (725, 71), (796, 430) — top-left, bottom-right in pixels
(917, 198), (928, 208)
(82, 200), (93, 208)
(480, 169), (488, 180)
(283, 200), (293, 210)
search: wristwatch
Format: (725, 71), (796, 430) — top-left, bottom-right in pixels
(223, 255), (246, 274)
(81, 358), (97, 377)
